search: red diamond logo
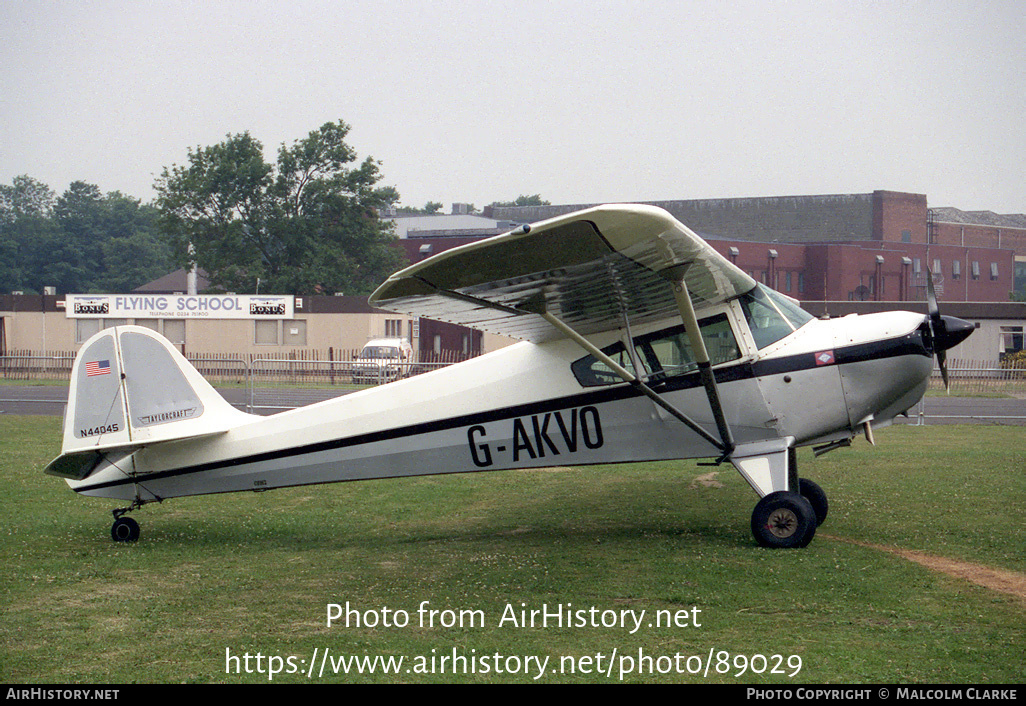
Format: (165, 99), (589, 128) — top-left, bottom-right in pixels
(815, 350), (835, 366)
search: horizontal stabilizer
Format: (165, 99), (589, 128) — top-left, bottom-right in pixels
(45, 449), (110, 480)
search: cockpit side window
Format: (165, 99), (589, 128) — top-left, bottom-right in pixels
(570, 341), (634, 387)
(571, 313), (740, 387)
(739, 284), (814, 349)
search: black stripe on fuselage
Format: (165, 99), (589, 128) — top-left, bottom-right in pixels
(75, 328), (930, 493)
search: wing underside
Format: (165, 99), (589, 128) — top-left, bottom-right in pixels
(370, 204), (757, 342)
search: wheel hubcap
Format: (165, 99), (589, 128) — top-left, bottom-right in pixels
(766, 508), (798, 538)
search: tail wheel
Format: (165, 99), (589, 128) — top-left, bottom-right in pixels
(111, 516), (140, 542)
(751, 492), (817, 548)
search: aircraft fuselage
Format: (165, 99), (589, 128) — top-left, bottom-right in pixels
(66, 307), (934, 504)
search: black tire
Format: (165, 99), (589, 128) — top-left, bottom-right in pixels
(798, 477), (829, 527)
(751, 492), (817, 548)
(111, 516), (140, 542)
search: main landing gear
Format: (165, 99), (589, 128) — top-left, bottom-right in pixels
(749, 450), (829, 548)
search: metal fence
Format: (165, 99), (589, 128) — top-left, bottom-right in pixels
(0, 351), (77, 380)
(928, 358), (1026, 394)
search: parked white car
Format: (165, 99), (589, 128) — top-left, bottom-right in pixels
(351, 338), (414, 384)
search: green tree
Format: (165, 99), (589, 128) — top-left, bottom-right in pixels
(45, 183), (172, 294)
(45, 181), (105, 293)
(0, 175), (57, 293)
(0, 176), (172, 294)
(93, 193), (173, 293)
(155, 121), (405, 295)
(490, 194), (551, 207)
(0, 175), (54, 222)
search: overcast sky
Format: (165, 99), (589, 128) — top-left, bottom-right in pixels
(2, 0), (1024, 215)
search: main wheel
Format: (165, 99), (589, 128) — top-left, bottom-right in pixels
(798, 478), (828, 526)
(751, 492), (817, 548)
(111, 516), (140, 542)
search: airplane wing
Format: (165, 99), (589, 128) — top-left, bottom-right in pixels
(370, 204), (757, 342)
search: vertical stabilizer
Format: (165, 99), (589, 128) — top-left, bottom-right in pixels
(48, 326), (253, 478)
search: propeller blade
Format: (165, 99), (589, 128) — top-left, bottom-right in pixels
(926, 268), (949, 390)
(926, 268), (940, 320)
(924, 269), (973, 391)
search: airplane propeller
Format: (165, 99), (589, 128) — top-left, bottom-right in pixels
(925, 269), (975, 390)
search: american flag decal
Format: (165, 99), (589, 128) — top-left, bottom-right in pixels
(86, 360), (111, 377)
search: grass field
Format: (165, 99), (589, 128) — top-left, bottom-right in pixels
(1, 416), (1023, 684)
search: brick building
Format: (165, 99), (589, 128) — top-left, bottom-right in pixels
(477, 190), (1025, 303)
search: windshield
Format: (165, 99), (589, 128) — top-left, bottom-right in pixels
(360, 346), (399, 360)
(739, 285), (813, 349)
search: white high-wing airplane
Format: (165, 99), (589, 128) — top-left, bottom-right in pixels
(45, 205), (973, 548)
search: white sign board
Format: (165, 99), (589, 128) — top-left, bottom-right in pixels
(65, 294), (295, 320)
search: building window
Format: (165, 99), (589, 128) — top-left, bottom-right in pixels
(990, 263), (999, 281)
(902, 229), (911, 243)
(284, 320), (307, 346)
(797, 272), (805, 293)
(971, 261), (980, 280)
(932, 259), (942, 275)
(913, 258), (922, 274)
(163, 319), (186, 345)
(254, 320), (278, 345)
(785, 271), (792, 292)
(385, 319), (402, 337)
(1001, 326), (1024, 354)
(952, 260), (961, 280)
(76, 319), (101, 343)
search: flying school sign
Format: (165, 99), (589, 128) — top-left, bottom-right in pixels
(65, 294), (294, 320)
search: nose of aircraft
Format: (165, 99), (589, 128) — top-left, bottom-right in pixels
(933, 315), (975, 352)
(926, 312), (975, 390)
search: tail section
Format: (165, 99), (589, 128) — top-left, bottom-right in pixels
(45, 325), (253, 479)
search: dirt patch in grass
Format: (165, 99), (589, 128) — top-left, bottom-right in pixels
(823, 534), (1026, 607)
(691, 472), (724, 488)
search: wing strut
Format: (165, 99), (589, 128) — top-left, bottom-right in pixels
(661, 264), (736, 458)
(536, 309), (728, 454)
